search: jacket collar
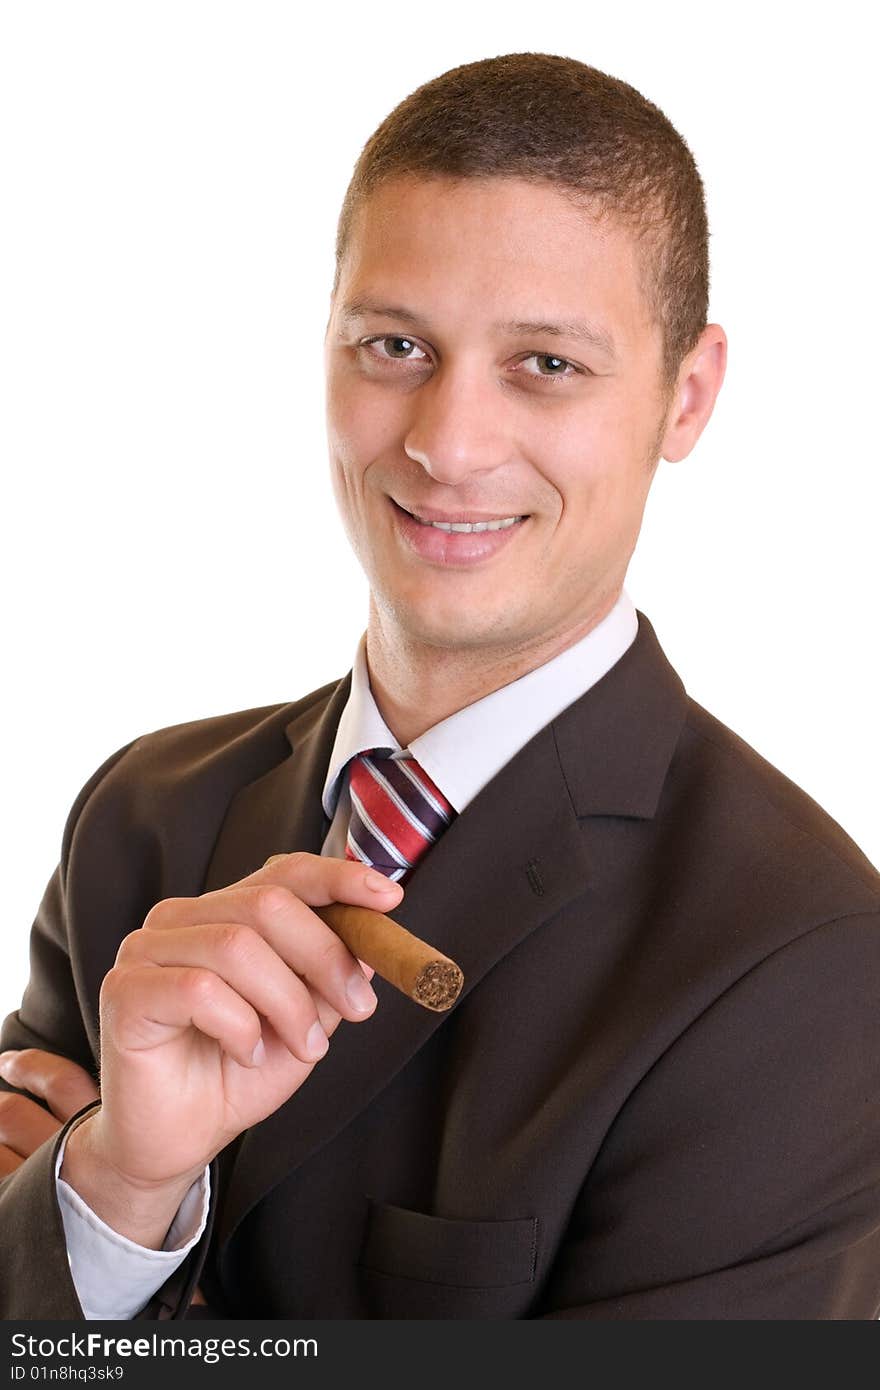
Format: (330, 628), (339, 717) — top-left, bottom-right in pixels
(204, 609), (687, 1250)
(321, 588), (639, 820)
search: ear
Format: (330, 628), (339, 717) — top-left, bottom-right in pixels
(660, 324), (728, 463)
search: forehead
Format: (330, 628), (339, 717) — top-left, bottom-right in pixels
(338, 175), (653, 346)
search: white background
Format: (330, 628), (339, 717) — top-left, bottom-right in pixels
(1, 1), (876, 1013)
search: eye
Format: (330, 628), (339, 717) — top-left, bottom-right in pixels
(517, 353), (583, 381)
(359, 335), (430, 364)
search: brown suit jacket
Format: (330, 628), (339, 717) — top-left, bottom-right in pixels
(1, 611), (878, 1319)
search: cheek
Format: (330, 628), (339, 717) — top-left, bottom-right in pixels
(537, 414), (608, 511)
(545, 413), (639, 542)
(326, 366), (402, 471)
(326, 373), (402, 543)
(325, 377), (364, 519)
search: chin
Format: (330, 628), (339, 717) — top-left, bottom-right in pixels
(393, 602), (521, 652)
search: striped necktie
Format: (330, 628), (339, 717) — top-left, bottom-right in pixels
(344, 747), (456, 884)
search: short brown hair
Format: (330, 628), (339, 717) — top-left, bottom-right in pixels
(334, 52), (710, 402)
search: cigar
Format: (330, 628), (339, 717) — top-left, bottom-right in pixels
(312, 902), (464, 1012)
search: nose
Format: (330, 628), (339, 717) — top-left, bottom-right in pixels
(403, 360), (511, 484)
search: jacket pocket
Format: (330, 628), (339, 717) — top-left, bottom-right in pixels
(358, 1197), (538, 1298)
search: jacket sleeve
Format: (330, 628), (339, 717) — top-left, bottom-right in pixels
(56, 1118), (211, 1320)
(1, 742), (137, 1069)
(0, 740), (216, 1320)
(532, 910), (880, 1320)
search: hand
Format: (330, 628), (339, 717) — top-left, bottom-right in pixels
(0, 1048), (100, 1178)
(84, 853), (403, 1202)
(0, 1047), (211, 1305)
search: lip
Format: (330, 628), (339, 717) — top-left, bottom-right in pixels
(394, 500), (528, 524)
(388, 496), (530, 567)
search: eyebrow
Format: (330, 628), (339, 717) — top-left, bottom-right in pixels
(339, 299), (618, 361)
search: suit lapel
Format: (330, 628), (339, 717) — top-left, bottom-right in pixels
(207, 611), (687, 1252)
(203, 673), (352, 893)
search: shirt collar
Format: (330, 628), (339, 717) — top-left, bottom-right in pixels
(322, 588), (639, 821)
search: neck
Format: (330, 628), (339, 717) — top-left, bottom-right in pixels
(364, 590), (622, 747)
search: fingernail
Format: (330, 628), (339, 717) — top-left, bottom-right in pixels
(346, 970), (378, 1013)
(306, 1020), (329, 1059)
(365, 870), (399, 892)
(250, 1038), (266, 1067)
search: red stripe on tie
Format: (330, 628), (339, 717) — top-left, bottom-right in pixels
(344, 749), (457, 885)
(350, 765), (433, 863)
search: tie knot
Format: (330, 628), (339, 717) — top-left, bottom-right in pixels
(344, 748), (455, 884)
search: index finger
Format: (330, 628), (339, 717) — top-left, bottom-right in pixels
(227, 850), (405, 911)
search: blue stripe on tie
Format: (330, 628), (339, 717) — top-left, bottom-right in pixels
(349, 786), (412, 869)
(345, 827), (371, 864)
(394, 757), (452, 823)
(347, 827), (409, 883)
(346, 819), (401, 874)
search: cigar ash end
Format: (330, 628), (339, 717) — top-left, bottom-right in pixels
(413, 959), (464, 1011)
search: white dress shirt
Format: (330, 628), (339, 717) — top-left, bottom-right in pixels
(55, 588), (639, 1318)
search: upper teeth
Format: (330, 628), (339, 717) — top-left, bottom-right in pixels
(414, 515), (523, 532)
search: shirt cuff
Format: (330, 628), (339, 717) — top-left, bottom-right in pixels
(54, 1112), (211, 1320)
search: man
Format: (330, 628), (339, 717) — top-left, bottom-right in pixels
(1, 51), (878, 1320)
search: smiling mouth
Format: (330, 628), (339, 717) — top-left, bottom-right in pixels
(392, 499), (530, 532)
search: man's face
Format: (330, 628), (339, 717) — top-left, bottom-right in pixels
(324, 175), (677, 657)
